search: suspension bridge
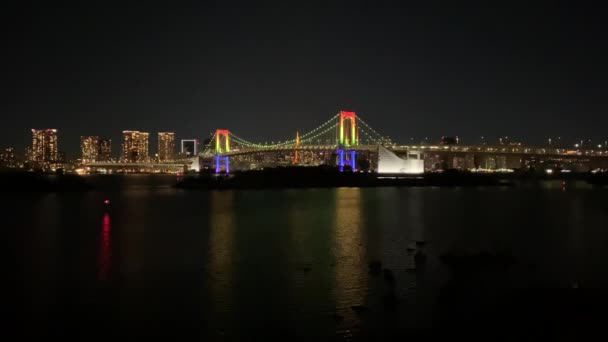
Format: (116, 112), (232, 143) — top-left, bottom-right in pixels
(197, 110), (608, 173)
(200, 111), (400, 173)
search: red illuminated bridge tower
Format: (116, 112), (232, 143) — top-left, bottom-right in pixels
(337, 111), (358, 171)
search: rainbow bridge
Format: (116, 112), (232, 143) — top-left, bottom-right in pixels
(200, 110), (608, 173)
(201, 111), (394, 173)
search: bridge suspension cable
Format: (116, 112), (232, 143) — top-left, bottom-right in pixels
(224, 113), (340, 149)
(208, 112), (394, 153)
(229, 131), (297, 148)
(199, 132), (217, 155)
(298, 114), (339, 140)
(357, 115), (394, 145)
(299, 122), (338, 144)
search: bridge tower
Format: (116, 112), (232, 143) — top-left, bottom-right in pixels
(339, 111), (358, 147)
(215, 129), (230, 154)
(337, 111), (358, 171)
(293, 131), (300, 164)
(214, 129), (230, 173)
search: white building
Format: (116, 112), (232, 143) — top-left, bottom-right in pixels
(189, 155), (201, 171)
(377, 145), (424, 174)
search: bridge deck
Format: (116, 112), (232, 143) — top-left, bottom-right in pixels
(207, 144), (608, 159)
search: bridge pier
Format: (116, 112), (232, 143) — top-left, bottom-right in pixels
(337, 149), (356, 172)
(215, 155), (229, 174)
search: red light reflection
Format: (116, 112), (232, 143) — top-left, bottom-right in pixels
(98, 213), (112, 282)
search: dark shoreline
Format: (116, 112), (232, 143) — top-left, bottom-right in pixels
(2, 168), (607, 192)
(0, 171), (94, 192)
(175, 173), (511, 190)
(174, 167), (608, 191)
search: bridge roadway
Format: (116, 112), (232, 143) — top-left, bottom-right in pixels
(210, 144), (608, 159)
(81, 144), (608, 169)
(82, 160), (194, 169)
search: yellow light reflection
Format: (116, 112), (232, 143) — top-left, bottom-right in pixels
(208, 191), (235, 315)
(332, 187), (367, 324)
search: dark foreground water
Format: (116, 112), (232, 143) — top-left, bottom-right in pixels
(6, 175), (608, 340)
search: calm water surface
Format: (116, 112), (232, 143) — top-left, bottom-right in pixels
(7, 175), (608, 340)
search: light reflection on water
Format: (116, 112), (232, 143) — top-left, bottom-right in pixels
(8, 176), (608, 339)
(120, 190), (149, 286)
(333, 187), (367, 332)
(98, 213), (112, 282)
(207, 190), (236, 335)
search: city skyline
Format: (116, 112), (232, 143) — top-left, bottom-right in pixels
(4, 124), (606, 161)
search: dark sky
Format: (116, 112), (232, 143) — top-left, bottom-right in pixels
(2, 1), (608, 157)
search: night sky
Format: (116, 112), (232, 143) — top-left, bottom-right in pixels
(2, 1), (608, 158)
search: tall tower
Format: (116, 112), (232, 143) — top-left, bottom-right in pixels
(339, 111), (357, 147)
(122, 130), (149, 162)
(80, 136), (99, 162)
(215, 130), (230, 154)
(31, 129), (58, 163)
(139, 132), (149, 161)
(98, 139), (112, 161)
(31, 130), (43, 162)
(122, 131), (137, 162)
(158, 132), (175, 161)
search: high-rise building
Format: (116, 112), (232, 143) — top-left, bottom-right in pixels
(0, 147), (15, 167)
(25, 146), (32, 162)
(181, 139), (198, 157)
(80, 136), (99, 162)
(158, 132), (175, 161)
(122, 130), (149, 162)
(31, 129), (58, 163)
(98, 139), (112, 161)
